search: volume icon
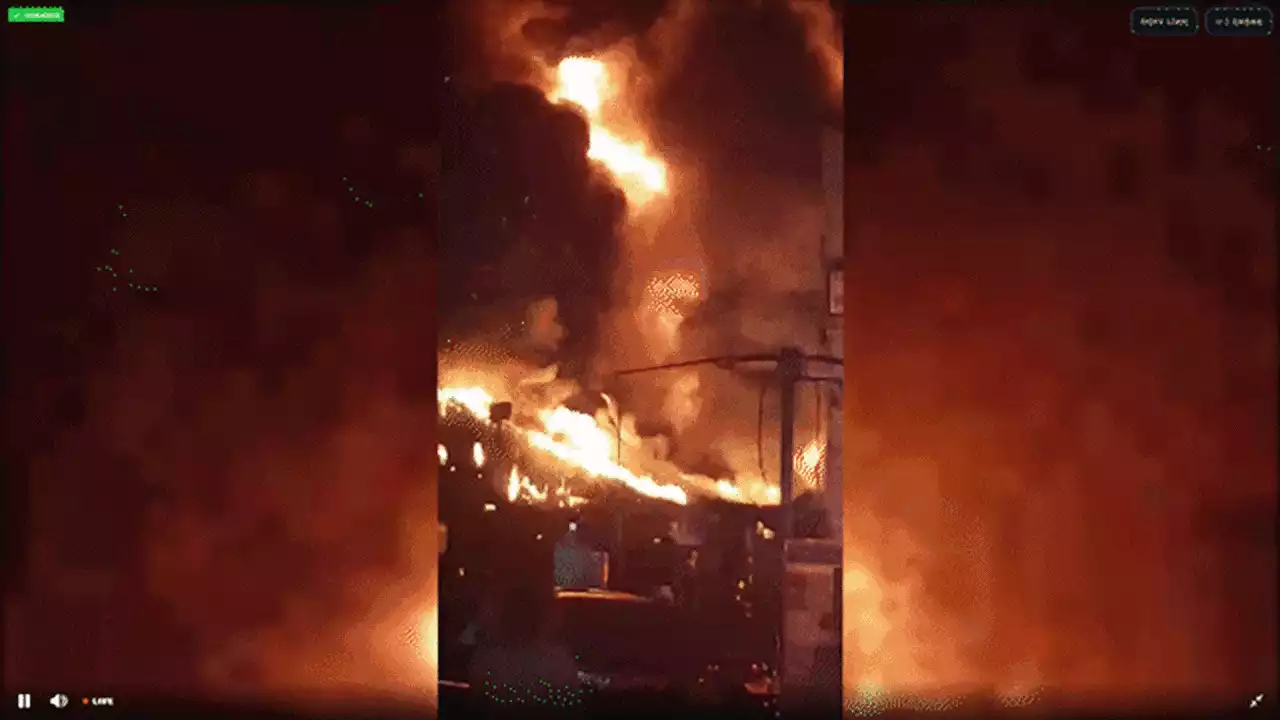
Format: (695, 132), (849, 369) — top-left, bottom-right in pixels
(50, 694), (69, 709)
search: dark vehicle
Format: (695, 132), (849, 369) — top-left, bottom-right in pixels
(440, 588), (777, 716)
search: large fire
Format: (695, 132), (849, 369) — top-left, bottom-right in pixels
(435, 6), (1018, 707)
(438, 383), (780, 507)
(548, 56), (668, 209)
(437, 54), (781, 509)
(546, 56), (702, 357)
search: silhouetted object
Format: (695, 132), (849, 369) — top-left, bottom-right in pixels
(793, 490), (832, 538)
(674, 548), (699, 608)
(489, 401), (513, 423)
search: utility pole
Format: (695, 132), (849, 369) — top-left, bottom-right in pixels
(597, 392), (625, 588)
(489, 401), (514, 499)
(776, 347), (803, 543)
(775, 346), (801, 708)
(613, 349), (840, 538)
(613, 348), (842, 701)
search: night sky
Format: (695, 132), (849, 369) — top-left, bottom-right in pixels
(5, 0), (1276, 712)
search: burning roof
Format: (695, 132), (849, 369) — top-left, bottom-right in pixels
(437, 49), (826, 510)
(438, 382), (783, 508)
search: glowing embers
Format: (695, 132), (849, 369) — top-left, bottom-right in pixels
(639, 270), (703, 359)
(95, 245), (159, 294)
(645, 270), (701, 310)
(642, 271), (701, 331)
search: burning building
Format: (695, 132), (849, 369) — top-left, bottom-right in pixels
(439, 8), (847, 708)
(438, 49), (789, 515)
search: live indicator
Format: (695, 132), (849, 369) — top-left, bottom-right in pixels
(7, 6), (64, 23)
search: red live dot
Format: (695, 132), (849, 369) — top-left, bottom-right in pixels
(81, 698), (89, 705)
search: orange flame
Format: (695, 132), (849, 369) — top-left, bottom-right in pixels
(506, 467), (550, 503)
(438, 384), (779, 506)
(526, 405), (688, 504)
(549, 56), (668, 209)
(441, 386), (689, 504)
(796, 438), (826, 491)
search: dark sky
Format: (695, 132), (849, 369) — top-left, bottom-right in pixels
(4, 0), (1275, 709)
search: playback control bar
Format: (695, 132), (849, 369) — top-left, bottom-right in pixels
(17, 693), (116, 710)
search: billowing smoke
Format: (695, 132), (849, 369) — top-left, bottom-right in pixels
(447, 0), (832, 500)
(525, 297), (568, 351)
(621, 173), (829, 487)
(785, 0), (843, 111)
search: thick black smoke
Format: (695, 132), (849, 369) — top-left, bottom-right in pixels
(442, 0), (838, 501)
(439, 81), (627, 378)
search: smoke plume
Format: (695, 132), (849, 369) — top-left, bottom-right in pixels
(785, 0), (844, 111)
(525, 297), (568, 352)
(445, 0), (834, 499)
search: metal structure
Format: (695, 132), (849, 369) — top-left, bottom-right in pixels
(613, 349), (842, 543)
(612, 347), (843, 701)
